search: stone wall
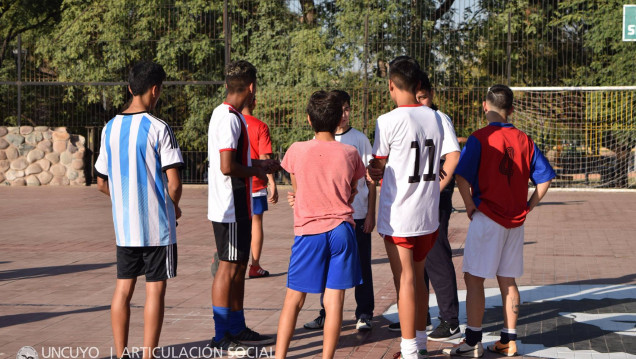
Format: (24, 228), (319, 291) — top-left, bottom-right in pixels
(0, 126), (87, 186)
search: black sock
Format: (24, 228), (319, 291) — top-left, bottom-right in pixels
(465, 328), (482, 346)
(500, 331), (517, 344)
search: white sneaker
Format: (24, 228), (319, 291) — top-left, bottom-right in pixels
(356, 318), (372, 331)
(442, 340), (484, 357)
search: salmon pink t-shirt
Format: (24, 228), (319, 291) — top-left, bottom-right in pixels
(281, 139), (366, 236)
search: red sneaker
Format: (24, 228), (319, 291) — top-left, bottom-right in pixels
(248, 265), (270, 278)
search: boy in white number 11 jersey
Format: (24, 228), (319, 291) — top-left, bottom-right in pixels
(368, 56), (444, 359)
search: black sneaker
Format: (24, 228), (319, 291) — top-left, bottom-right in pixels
(428, 319), (461, 341)
(303, 315), (325, 330)
(388, 313), (432, 332)
(233, 327), (275, 345)
(208, 334), (254, 357)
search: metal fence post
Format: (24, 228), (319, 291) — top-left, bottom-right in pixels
(363, 12), (369, 135)
(17, 33), (22, 128)
(224, 0), (231, 67)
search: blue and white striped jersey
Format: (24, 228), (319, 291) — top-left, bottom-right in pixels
(95, 112), (184, 247)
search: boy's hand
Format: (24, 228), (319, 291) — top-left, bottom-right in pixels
(255, 159), (281, 174)
(367, 159), (384, 182)
(287, 191), (295, 208)
(175, 205), (182, 219)
(362, 213), (375, 233)
(439, 168), (447, 180)
(465, 202), (476, 220)
(255, 167), (268, 185)
(268, 182), (279, 204)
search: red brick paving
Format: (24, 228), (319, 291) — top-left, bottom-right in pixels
(0, 186), (635, 358)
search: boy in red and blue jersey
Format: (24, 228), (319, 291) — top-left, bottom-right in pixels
(445, 84), (555, 357)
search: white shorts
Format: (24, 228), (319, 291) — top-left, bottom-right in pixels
(462, 211), (524, 279)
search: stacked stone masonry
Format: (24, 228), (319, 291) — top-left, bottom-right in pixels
(0, 126), (86, 186)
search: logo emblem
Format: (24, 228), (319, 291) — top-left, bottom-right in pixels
(17, 346), (38, 359)
(499, 146), (515, 183)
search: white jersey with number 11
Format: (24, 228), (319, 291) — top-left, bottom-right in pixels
(372, 104), (444, 237)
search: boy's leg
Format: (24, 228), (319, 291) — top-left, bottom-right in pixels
(464, 272), (486, 346)
(497, 276), (520, 330)
(322, 288), (345, 359)
(275, 289), (307, 359)
(384, 240), (416, 339)
(211, 260), (248, 333)
(414, 258), (429, 331)
(250, 213), (264, 268)
(353, 219), (374, 323)
(143, 280), (167, 359)
(111, 278), (136, 358)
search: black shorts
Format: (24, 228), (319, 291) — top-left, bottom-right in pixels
(116, 244), (177, 282)
(212, 219), (251, 262)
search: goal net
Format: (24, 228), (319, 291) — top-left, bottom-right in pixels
(511, 87), (636, 188)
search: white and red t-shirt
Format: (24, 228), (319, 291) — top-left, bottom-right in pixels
(335, 127), (373, 220)
(244, 114), (273, 196)
(207, 102), (252, 223)
(372, 104), (444, 237)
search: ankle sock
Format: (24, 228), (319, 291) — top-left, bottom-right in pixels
(415, 330), (427, 351)
(212, 306), (230, 341)
(400, 337), (418, 359)
(465, 327), (482, 346)
(501, 328), (517, 344)
(229, 309), (246, 335)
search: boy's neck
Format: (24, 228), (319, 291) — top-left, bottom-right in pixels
(123, 97), (151, 113)
(315, 131), (336, 141)
(224, 93), (248, 112)
(335, 124), (351, 134)
(393, 90), (420, 108)
(241, 107), (252, 116)
(485, 111), (509, 123)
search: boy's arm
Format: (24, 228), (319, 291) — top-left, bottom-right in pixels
(363, 180), (376, 233)
(456, 175), (476, 220)
(97, 176), (110, 196)
(220, 150), (268, 183)
(528, 180), (552, 212)
(287, 174), (297, 208)
(367, 157), (387, 182)
(439, 150), (460, 191)
(260, 154), (278, 204)
(349, 180), (358, 205)
(165, 167), (182, 219)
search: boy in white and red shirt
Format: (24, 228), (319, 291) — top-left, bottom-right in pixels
(276, 90), (365, 359)
(368, 56), (444, 359)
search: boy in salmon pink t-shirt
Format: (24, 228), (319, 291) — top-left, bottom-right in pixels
(276, 90), (366, 359)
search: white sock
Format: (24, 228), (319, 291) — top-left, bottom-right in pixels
(416, 330), (427, 351)
(466, 325), (482, 332)
(400, 337), (418, 359)
(502, 328), (516, 334)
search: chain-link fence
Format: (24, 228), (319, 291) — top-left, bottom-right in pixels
(1, 0), (634, 186)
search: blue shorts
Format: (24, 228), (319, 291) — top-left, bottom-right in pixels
(287, 222), (362, 293)
(253, 195), (268, 215)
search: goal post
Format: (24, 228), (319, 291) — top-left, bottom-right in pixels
(510, 87), (636, 188)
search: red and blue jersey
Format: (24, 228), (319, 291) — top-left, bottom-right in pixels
(455, 122), (555, 228)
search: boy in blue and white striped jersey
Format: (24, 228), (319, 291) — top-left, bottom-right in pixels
(95, 61), (183, 359)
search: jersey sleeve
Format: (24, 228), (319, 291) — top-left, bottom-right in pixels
(439, 112), (461, 156)
(281, 143), (296, 174)
(94, 126), (108, 179)
(454, 135), (481, 186)
(159, 124), (184, 171)
(372, 117), (390, 159)
(530, 143), (556, 185)
(259, 122), (273, 156)
(361, 135), (373, 166)
(214, 113), (243, 152)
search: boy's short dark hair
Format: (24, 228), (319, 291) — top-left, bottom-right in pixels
(306, 90), (343, 133)
(225, 60), (257, 94)
(418, 71), (432, 93)
(128, 61), (166, 96)
(389, 56), (422, 94)
(331, 90), (351, 107)
(486, 84), (514, 110)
